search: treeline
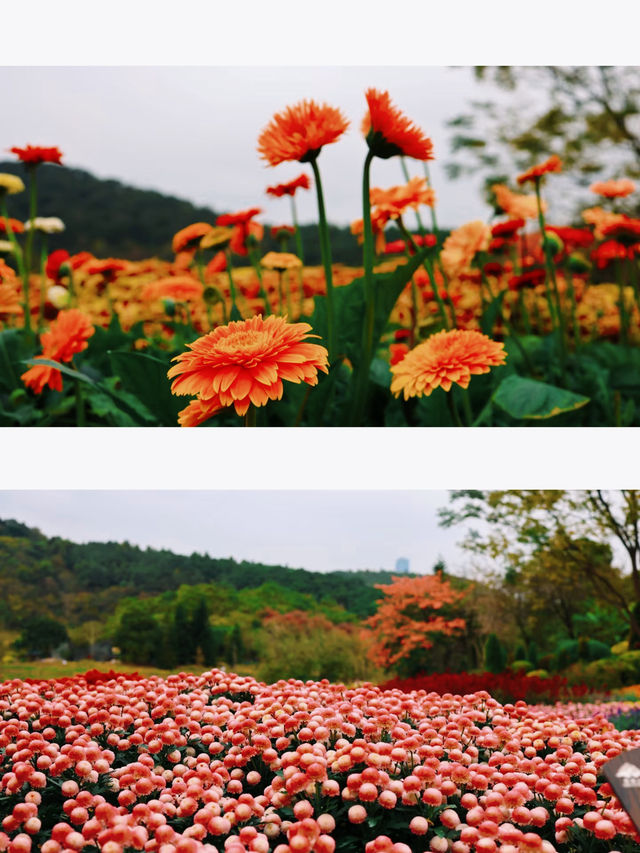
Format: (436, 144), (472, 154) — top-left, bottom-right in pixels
(0, 162), (375, 266)
(0, 518), (395, 630)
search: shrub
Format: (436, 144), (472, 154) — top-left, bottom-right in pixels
(483, 633), (507, 673)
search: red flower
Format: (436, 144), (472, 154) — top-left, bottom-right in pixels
(591, 240), (630, 268)
(10, 145), (63, 166)
(601, 217), (640, 246)
(217, 209), (264, 256)
(545, 225), (594, 251)
(266, 174), (311, 197)
(491, 218), (525, 238)
(508, 267), (547, 290)
(46, 250), (70, 281)
(362, 89), (434, 161)
(0, 218), (25, 235)
(517, 155), (562, 185)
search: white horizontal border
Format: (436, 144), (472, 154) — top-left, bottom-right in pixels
(1, 427), (633, 491)
(2, 0), (638, 66)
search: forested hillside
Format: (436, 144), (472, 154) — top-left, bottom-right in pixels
(0, 518), (395, 629)
(0, 162), (369, 264)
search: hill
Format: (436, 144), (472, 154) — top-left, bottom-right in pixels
(0, 518), (398, 629)
(0, 162), (367, 264)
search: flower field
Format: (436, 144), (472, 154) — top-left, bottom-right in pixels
(1, 668), (640, 853)
(3, 91), (640, 425)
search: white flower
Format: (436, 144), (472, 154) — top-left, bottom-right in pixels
(0, 240), (14, 254)
(47, 285), (70, 309)
(24, 216), (65, 234)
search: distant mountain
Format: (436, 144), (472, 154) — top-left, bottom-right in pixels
(0, 162), (367, 264)
(0, 518), (398, 628)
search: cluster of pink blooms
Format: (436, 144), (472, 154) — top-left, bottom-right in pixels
(0, 669), (639, 853)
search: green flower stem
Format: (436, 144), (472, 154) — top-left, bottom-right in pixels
(310, 157), (335, 360)
(38, 236), (48, 329)
(225, 249), (241, 318)
(244, 405), (257, 427)
(422, 255), (450, 330)
(75, 379), (85, 427)
(66, 267), (76, 309)
(615, 259), (630, 346)
(422, 160), (439, 234)
(565, 267), (581, 348)
(24, 167), (38, 278)
(460, 388), (474, 427)
(400, 157), (427, 235)
(290, 195), (305, 264)
(446, 389), (464, 427)
(1, 198), (30, 333)
(247, 247), (271, 316)
(534, 181), (567, 362)
(350, 149), (376, 426)
(480, 258), (534, 374)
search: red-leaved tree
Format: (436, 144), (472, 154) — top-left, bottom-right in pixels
(365, 573), (468, 670)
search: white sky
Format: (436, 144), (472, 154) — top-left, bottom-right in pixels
(2, 66), (500, 229)
(0, 490), (471, 577)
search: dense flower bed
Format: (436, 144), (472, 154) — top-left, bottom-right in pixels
(378, 673), (591, 705)
(0, 668), (639, 852)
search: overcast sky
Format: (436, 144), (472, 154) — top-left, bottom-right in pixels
(0, 490), (474, 576)
(1, 66), (504, 229)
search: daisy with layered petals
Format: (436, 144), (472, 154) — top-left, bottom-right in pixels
(168, 314), (329, 421)
(10, 145), (63, 166)
(172, 223), (214, 254)
(266, 174), (311, 197)
(257, 100), (349, 166)
(141, 276), (203, 302)
(590, 179), (636, 199)
(21, 309), (95, 394)
(517, 155), (562, 185)
(362, 89), (434, 161)
(390, 329), (506, 399)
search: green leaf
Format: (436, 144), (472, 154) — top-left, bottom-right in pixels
(109, 350), (182, 426)
(492, 375), (589, 420)
(310, 251), (429, 369)
(0, 329), (34, 392)
(22, 358), (96, 385)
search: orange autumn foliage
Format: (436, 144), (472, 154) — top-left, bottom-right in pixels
(364, 573), (468, 669)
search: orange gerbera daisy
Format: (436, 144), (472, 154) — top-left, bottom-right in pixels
(10, 145), (63, 166)
(177, 396), (224, 428)
(266, 174), (311, 197)
(257, 100), (349, 166)
(0, 218), (25, 235)
(590, 178), (636, 198)
(390, 329), (506, 399)
(440, 221), (492, 278)
(370, 177), (435, 217)
(21, 309), (95, 394)
(492, 184), (543, 220)
(172, 222), (214, 254)
(351, 207), (392, 254)
(141, 276), (204, 302)
(86, 258), (130, 277)
(362, 89), (434, 161)
(168, 314), (329, 418)
(0, 282), (22, 317)
(516, 155), (562, 185)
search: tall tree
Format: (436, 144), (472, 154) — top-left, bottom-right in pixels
(439, 490), (638, 635)
(364, 573), (467, 673)
(446, 67), (640, 211)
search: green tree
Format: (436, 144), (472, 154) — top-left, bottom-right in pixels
(113, 602), (163, 665)
(440, 490), (639, 638)
(446, 67), (640, 211)
(14, 616), (68, 658)
(484, 633), (507, 673)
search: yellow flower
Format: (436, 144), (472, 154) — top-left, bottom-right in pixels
(0, 173), (25, 195)
(199, 226), (234, 251)
(260, 251), (303, 272)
